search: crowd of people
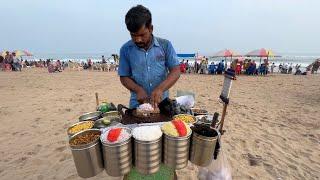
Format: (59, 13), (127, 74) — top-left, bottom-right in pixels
(2, 52), (319, 75)
(178, 57), (319, 76)
(0, 53), (119, 73)
(179, 57), (226, 75)
(0, 51), (22, 71)
(178, 58), (272, 76)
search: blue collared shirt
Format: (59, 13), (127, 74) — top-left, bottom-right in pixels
(118, 36), (179, 108)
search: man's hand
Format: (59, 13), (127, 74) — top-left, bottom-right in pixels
(151, 87), (164, 108)
(136, 87), (149, 104)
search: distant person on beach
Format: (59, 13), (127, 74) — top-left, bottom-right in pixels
(194, 61), (199, 73)
(186, 60), (190, 73)
(271, 63), (276, 73)
(0, 55), (4, 70)
(217, 60), (224, 74)
(252, 60), (257, 75)
(56, 60), (62, 71)
(310, 60), (320, 74)
(278, 63), (283, 73)
(102, 55), (106, 64)
(12, 52), (21, 71)
(180, 59), (186, 73)
(118, 5), (180, 108)
(264, 59), (269, 75)
(87, 59), (92, 70)
(4, 51), (13, 70)
(101, 55), (107, 71)
(288, 63), (293, 74)
(236, 60), (242, 75)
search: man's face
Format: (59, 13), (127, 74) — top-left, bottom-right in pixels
(130, 25), (153, 49)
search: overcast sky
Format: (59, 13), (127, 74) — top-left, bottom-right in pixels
(1, 0), (319, 55)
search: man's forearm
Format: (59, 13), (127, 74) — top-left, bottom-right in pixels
(156, 66), (180, 91)
(120, 76), (143, 93)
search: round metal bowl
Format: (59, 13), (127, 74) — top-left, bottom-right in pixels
(93, 116), (121, 129)
(191, 108), (208, 116)
(79, 111), (102, 122)
(195, 114), (221, 128)
(173, 114), (197, 124)
(67, 121), (95, 137)
(102, 111), (120, 117)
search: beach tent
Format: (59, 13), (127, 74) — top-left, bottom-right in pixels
(246, 48), (280, 65)
(177, 54), (196, 58)
(212, 49), (241, 69)
(177, 54), (196, 63)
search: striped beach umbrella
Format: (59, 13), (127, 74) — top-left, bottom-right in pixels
(246, 48), (276, 57)
(213, 49), (241, 57)
(246, 48), (279, 64)
(213, 49), (241, 69)
(14, 50), (33, 57)
(1, 50), (9, 57)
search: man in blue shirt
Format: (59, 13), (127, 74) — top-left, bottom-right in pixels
(118, 5), (180, 109)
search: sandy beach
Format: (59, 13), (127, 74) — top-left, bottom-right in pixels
(0, 68), (319, 180)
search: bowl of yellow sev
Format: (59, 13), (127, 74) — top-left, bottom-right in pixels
(172, 114), (197, 124)
(67, 121), (94, 137)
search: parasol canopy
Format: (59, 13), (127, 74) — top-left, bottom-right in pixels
(245, 48), (281, 58)
(213, 49), (241, 69)
(213, 49), (241, 57)
(0, 50), (9, 57)
(14, 50), (33, 57)
(246, 48), (280, 64)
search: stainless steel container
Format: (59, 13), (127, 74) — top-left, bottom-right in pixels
(79, 111), (102, 122)
(69, 129), (104, 178)
(101, 128), (132, 177)
(67, 121), (94, 137)
(134, 138), (162, 175)
(189, 129), (219, 167)
(163, 132), (191, 169)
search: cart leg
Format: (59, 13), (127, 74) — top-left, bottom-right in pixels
(95, 92), (99, 107)
(219, 103), (228, 134)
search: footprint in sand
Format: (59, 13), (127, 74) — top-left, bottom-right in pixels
(55, 146), (67, 152)
(11, 131), (19, 135)
(12, 156), (29, 166)
(263, 162), (278, 178)
(35, 117), (41, 122)
(37, 175), (44, 180)
(245, 153), (262, 166)
(57, 140), (67, 145)
(59, 153), (72, 162)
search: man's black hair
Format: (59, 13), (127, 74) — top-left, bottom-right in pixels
(125, 5), (152, 33)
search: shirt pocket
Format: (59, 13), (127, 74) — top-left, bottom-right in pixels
(152, 59), (167, 81)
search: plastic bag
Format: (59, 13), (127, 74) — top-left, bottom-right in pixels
(198, 147), (232, 180)
(175, 162), (199, 180)
(175, 95), (195, 108)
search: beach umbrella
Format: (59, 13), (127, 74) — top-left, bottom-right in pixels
(0, 50), (9, 57)
(246, 48), (279, 65)
(213, 49), (241, 69)
(14, 50), (33, 57)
